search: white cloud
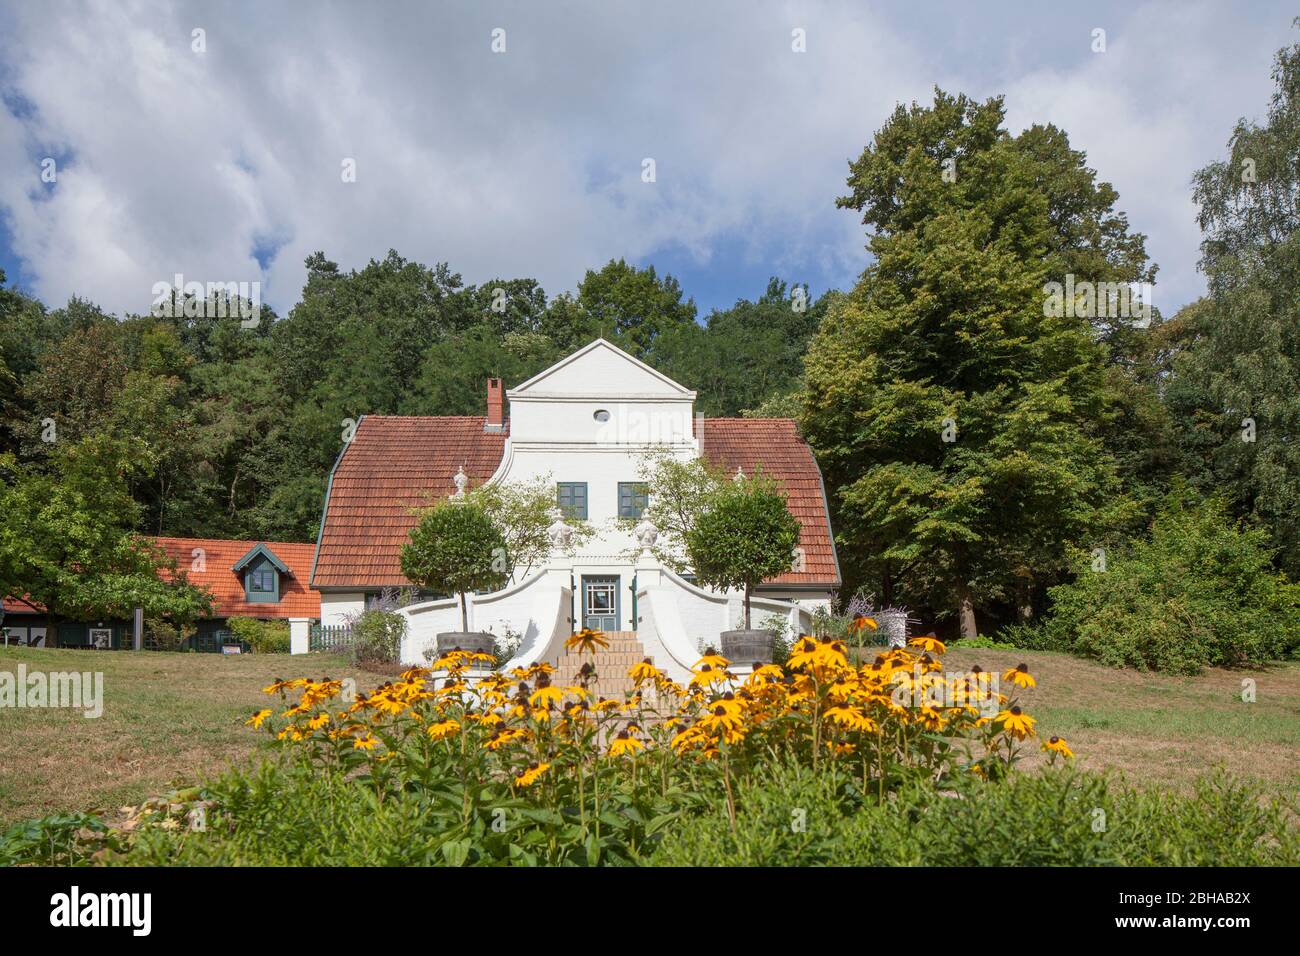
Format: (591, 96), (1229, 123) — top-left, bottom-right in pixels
(0, 0), (1291, 316)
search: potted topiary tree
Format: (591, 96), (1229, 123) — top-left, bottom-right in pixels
(400, 497), (508, 659)
(685, 469), (800, 665)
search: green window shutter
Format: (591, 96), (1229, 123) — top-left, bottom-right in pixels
(557, 482), (588, 520)
(618, 482), (648, 519)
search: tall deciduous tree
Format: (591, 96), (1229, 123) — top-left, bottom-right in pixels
(0, 437), (213, 642)
(802, 90), (1130, 636)
(1166, 30), (1300, 575)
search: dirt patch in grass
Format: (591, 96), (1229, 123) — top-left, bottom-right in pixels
(0, 646), (391, 828)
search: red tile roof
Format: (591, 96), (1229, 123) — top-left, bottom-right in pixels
(310, 415), (839, 590)
(699, 419), (840, 587)
(311, 417), (508, 588)
(152, 537), (320, 618)
(3, 596), (44, 615)
(4, 537), (320, 619)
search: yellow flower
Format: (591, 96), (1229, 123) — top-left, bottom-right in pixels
(628, 658), (661, 685)
(608, 730), (645, 757)
(823, 705), (878, 734)
(515, 762), (551, 787)
(1041, 735), (1074, 758)
(908, 634), (947, 654)
(689, 663), (730, 688)
(262, 677), (307, 695)
(694, 650), (730, 670)
(917, 706), (946, 731)
(565, 628), (610, 654)
(787, 637), (849, 674)
(699, 701), (744, 734)
(245, 708), (272, 729)
(485, 727), (527, 750)
(353, 734), (379, 751)
(849, 614), (878, 634)
(1003, 663), (1037, 689)
(529, 685), (565, 708)
(996, 706), (1036, 740)
(427, 718), (460, 741)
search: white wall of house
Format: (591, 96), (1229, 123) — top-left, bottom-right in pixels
(320, 592), (365, 627)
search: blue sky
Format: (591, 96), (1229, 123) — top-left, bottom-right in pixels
(0, 1), (1293, 319)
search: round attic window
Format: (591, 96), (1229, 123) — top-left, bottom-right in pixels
(593, 409), (611, 422)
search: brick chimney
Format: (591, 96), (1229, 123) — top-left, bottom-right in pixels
(485, 377), (505, 432)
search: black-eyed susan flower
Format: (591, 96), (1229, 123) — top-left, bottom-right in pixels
(1041, 735), (1073, 758)
(353, 734), (379, 751)
(1003, 663), (1036, 689)
(485, 728), (526, 750)
(689, 663), (729, 688)
(695, 649), (730, 670)
(629, 657), (661, 685)
(427, 718), (460, 741)
(515, 762), (551, 787)
(565, 628), (610, 654)
(908, 634), (946, 655)
(529, 685), (565, 708)
(608, 729), (645, 757)
(996, 706), (1036, 740)
(245, 708), (272, 729)
(849, 614), (878, 634)
(823, 705), (879, 734)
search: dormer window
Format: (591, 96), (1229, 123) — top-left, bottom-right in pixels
(232, 543), (291, 604)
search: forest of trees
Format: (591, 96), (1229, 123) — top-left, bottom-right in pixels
(2, 33), (1298, 649)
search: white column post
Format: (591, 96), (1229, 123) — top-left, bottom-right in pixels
(289, 618), (310, 655)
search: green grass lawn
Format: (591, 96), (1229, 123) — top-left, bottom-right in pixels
(855, 644), (1300, 792)
(0, 646), (390, 828)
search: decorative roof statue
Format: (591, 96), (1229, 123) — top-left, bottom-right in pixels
(452, 465), (469, 498)
(547, 508), (574, 550)
(633, 517), (659, 552)
(733, 466), (746, 482)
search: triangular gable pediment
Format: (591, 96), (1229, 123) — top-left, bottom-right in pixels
(508, 339), (695, 399)
(232, 542), (291, 575)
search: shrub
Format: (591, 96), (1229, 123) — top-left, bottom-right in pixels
(226, 617), (289, 654)
(143, 617), (189, 652)
(348, 609), (406, 665)
(1029, 490), (1300, 673)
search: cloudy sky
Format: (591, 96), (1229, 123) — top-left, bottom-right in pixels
(0, 0), (1293, 319)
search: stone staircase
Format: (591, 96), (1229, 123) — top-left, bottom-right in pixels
(550, 631), (648, 701)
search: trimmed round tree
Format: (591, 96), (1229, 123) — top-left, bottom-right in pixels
(400, 499), (508, 633)
(685, 472), (800, 630)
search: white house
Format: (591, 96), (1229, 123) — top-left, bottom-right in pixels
(308, 339), (840, 682)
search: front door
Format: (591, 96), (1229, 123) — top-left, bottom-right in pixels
(581, 575), (620, 631)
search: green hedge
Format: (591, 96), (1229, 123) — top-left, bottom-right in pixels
(1009, 490), (1300, 673)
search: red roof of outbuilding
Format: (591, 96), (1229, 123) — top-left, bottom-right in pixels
(152, 537), (320, 618)
(310, 415), (839, 590)
(4, 538), (320, 619)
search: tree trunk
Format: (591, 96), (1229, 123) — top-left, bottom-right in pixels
(743, 586), (752, 630)
(956, 584), (978, 640)
(1015, 576), (1033, 622)
(458, 592), (469, 632)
